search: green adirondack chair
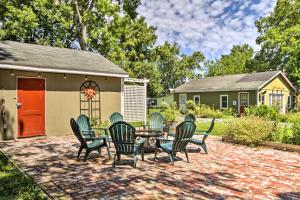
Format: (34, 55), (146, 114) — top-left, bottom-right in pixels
(144, 112), (164, 131)
(76, 114), (108, 138)
(109, 112), (123, 124)
(190, 118), (215, 154)
(70, 118), (111, 161)
(109, 121), (145, 168)
(155, 121), (196, 165)
(184, 114), (196, 123)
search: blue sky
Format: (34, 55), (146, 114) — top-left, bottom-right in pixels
(138, 0), (276, 60)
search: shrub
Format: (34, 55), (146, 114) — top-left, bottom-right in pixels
(162, 102), (179, 122)
(194, 104), (224, 118)
(160, 101), (170, 110)
(245, 105), (279, 121)
(186, 100), (196, 110)
(290, 123), (300, 145)
(224, 116), (275, 146)
(281, 112), (300, 123)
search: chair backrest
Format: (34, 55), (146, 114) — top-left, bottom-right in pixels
(76, 114), (93, 137)
(70, 118), (87, 147)
(173, 121), (196, 152)
(202, 118), (215, 142)
(109, 112), (123, 124)
(184, 114), (196, 123)
(149, 112), (164, 131)
(109, 121), (136, 154)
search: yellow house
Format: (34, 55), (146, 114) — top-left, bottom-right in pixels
(0, 41), (128, 140)
(258, 71), (296, 113)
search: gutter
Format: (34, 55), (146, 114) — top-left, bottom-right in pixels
(0, 64), (129, 78)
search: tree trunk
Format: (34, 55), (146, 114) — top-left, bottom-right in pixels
(74, 0), (88, 51)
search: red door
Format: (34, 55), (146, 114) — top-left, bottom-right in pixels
(18, 78), (45, 138)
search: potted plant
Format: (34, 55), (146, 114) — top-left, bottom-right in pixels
(162, 102), (179, 133)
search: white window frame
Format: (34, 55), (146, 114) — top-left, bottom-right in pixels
(193, 95), (200, 105)
(288, 95), (292, 109)
(261, 95), (265, 105)
(220, 95), (228, 109)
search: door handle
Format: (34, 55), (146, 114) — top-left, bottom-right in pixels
(16, 102), (22, 109)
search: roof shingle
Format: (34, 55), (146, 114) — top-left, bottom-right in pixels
(0, 41), (128, 77)
(174, 71), (287, 93)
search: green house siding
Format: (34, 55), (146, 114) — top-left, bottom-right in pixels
(174, 90), (257, 113)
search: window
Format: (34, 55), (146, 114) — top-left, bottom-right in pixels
(288, 96), (292, 109)
(193, 95), (200, 105)
(179, 94), (187, 105)
(269, 93), (284, 111)
(220, 95), (228, 109)
(261, 95), (265, 105)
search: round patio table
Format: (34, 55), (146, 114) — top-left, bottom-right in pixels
(135, 130), (164, 153)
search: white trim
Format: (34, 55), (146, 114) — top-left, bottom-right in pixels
(258, 71), (296, 91)
(16, 76), (46, 138)
(193, 95), (200, 105)
(238, 92), (249, 113)
(220, 95), (228, 109)
(120, 78), (124, 115)
(124, 78), (149, 83)
(257, 91), (259, 106)
(0, 64), (129, 78)
(288, 95), (292, 109)
(144, 82), (147, 124)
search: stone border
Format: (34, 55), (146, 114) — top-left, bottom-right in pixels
(222, 137), (300, 153)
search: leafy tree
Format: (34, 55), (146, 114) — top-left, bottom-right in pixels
(255, 0), (300, 86)
(151, 42), (205, 94)
(206, 44), (254, 76)
(0, 0), (205, 97)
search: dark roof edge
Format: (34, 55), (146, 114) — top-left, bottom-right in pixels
(0, 64), (129, 78)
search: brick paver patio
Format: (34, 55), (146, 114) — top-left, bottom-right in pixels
(0, 136), (299, 200)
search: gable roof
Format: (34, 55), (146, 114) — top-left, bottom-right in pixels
(174, 71), (296, 93)
(0, 41), (128, 77)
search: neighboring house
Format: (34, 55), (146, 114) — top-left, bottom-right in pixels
(147, 94), (174, 108)
(174, 71), (296, 114)
(0, 41), (128, 140)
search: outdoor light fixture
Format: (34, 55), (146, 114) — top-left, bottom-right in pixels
(64, 73), (67, 79)
(10, 70), (14, 76)
(85, 75), (88, 81)
(38, 73), (41, 78)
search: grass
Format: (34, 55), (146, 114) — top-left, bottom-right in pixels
(0, 152), (47, 200)
(195, 121), (227, 136)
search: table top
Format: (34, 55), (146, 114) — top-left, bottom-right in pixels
(135, 130), (164, 138)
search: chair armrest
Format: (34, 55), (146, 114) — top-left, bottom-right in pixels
(92, 127), (109, 136)
(85, 136), (107, 141)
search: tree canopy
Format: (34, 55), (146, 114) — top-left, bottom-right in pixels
(0, 0), (205, 97)
(206, 44), (254, 76)
(254, 0), (300, 86)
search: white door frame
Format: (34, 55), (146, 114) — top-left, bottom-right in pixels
(238, 92), (249, 114)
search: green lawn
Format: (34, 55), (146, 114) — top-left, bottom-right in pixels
(195, 121), (227, 136)
(0, 152), (47, 200)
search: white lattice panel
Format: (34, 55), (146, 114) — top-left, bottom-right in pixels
(124, 85), (146, 122)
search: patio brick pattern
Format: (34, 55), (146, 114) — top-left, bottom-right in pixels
(0, 136), (299, 200)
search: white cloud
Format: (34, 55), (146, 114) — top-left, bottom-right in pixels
(138, 0), (276, 59)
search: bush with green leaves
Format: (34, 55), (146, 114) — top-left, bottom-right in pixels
(162, 102), (180, 122)
(194, 104), (224, 118)
(245, 105), (279, 121)
(277, 123), (300, 145)
(224, 116), (275, 146)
